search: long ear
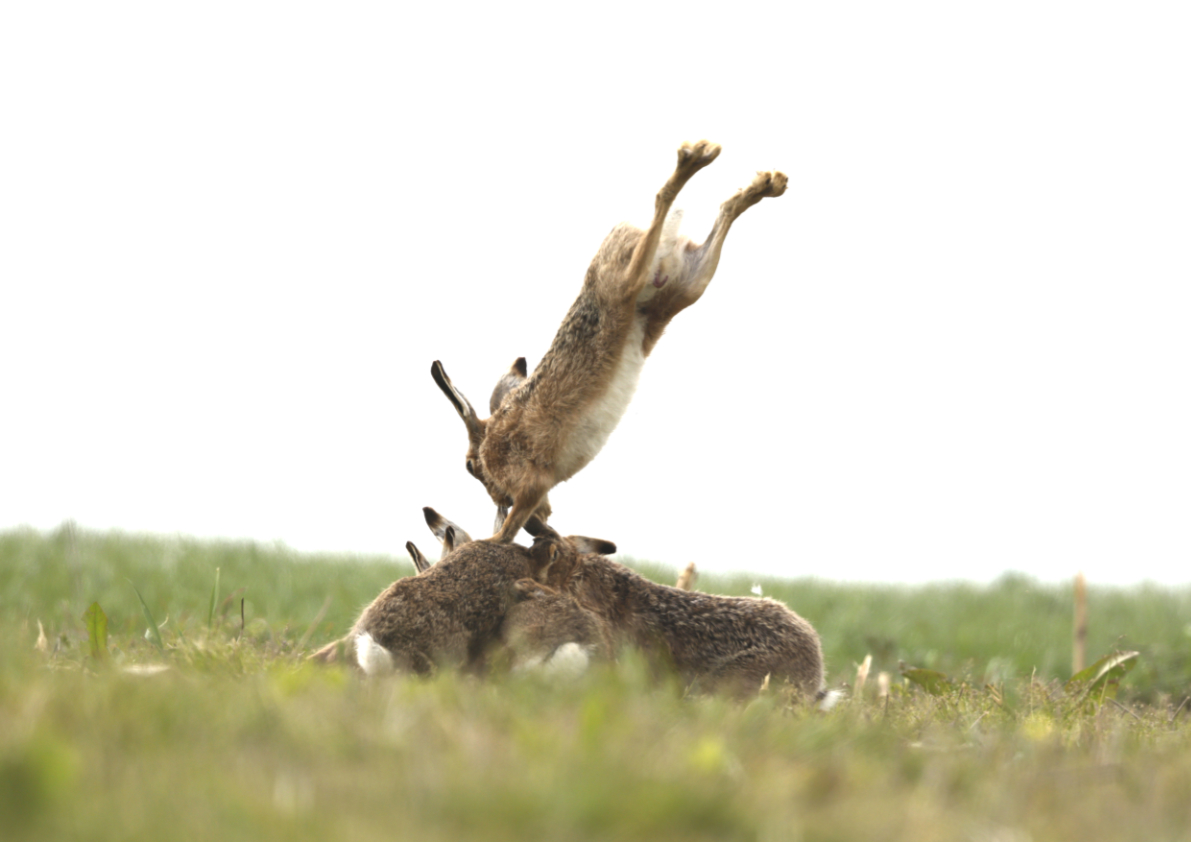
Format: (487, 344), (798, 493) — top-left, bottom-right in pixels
(493, 504), (509, 535)
(423, 506), (474, 547)
(406, 541), (430, 573)
(431, 361), (485, 442)
(522, 513), (560, 542)
(568, 536), (617, 555)
(489, 356), (528, 414)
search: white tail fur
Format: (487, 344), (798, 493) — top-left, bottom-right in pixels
(354, 632), (394, 676)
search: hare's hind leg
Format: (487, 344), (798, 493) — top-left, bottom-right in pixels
(617, 141), (721, 302)
(722, 169), (789, 218)
(642, 170), (787, 353)
(684, 170), (787, 300)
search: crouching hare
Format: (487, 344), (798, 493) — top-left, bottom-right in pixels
(418, 508), (614, 675)
(309, 508), (614, 677)
(527, 522), (825, 700)
(434, 140), (787, 542)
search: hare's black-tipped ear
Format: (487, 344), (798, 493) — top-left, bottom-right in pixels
(406, 541), (430, 573)
(425, 506), (473, 547)
(433, 361), (485, 440)
(523, 514), (559, 542)
(431, 361), (469, 417)
(489, 356), (530, 414)
(423, 506), (446, 538)
(570, 537), (617, 555)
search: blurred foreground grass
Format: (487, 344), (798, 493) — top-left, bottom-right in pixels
(2, 525), (1190, 841)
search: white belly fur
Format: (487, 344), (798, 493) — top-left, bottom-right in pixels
(556, 315), (647, 480)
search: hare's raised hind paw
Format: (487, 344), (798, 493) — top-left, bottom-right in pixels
(676, 140), (722, 177)
(719, 169), (788, 220)
(748, 170), (788, 200)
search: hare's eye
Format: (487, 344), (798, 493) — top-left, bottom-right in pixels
(465, 460), (476, 477)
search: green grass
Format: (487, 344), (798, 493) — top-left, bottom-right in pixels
(2, 524), (1191, 841)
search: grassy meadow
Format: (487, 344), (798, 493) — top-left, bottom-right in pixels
(2, 524), (1190, 841)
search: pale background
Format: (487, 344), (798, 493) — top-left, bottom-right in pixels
(3, 2), (1188, 585)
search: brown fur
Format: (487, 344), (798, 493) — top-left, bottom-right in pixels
(502, 579), (613, 667)
(676, 562), (697, 591)
(308, 538), (544, 673)
(525, 524), (824, 699)
(309, 509), (615, 674)
(433, 140), (788, 542)
(422, 507), (615, 670)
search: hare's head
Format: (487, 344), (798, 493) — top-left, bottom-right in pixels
(430, 358), (528, 488)
(430, 361), (493, 493)
(524, 517), (616, 589)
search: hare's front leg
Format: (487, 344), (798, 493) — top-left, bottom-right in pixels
(491, 484), (551, 543)
(493, 494), (550, 536)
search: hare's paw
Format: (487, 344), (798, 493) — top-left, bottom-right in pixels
(676, 139), (722, 176)
(747, 170), (788, 200)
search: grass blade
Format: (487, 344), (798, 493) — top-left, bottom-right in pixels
(1064, 650), (1140, 714)
(207, 567), (221, 630)
(129, 580), (164, 649)
(82, 601), (109, 661)
(901, 667), (954, 696)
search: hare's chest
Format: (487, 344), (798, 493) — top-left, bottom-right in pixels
(556, 316), (647, 479)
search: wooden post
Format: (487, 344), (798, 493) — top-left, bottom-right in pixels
(1073, 572), (1087, 674)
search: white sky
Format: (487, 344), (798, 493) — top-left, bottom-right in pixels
(2, 3), (1188, 585)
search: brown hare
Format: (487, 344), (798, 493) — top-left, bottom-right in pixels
(420, 507), (614, 674)
(309, 508), (614, 676)
(433, 140), (787, 541)
(525, 520), (824, 700)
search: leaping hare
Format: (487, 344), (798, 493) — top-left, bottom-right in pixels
(433, 140), (787, 541)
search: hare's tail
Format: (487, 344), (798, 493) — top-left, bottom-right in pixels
(307, 632), (394, 676)
(354, 632), (395, 676)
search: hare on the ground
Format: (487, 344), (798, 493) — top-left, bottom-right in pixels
(307, 535), (541, 674)
(434, 140), (787, 541)
(417, 507), (613, 673)
(525, 521), (824, 700)
(502, 578), (613, 676)
(420, 507), (613, 674)
(308, 508), (614, 676)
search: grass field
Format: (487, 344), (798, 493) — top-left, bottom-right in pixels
(3, 524), (1190, 841)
